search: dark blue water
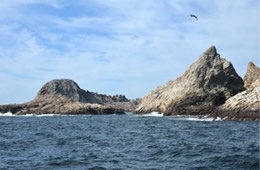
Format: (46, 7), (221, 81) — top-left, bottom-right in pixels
(0, 114), (259, 169)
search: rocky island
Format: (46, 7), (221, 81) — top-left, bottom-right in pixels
(136, 46), (259, 120)
(0, 79), (139, 115)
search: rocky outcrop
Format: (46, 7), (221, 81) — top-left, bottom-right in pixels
(0, 79), (139, 115)
(35, 79), (130, 104)
(213, 62), (260, 120)
(243, 62), (260, 88)
(136, 46), (245, 116)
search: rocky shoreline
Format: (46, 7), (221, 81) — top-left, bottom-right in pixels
(0, 46), (259, 120)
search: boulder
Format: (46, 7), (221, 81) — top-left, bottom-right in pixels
(136, 46), (245, 115)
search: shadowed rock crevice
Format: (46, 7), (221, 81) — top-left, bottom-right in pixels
(213, 92), (226, 107)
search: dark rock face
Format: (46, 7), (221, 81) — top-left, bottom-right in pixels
(136, 46), (245, 115)
(0, 79), (139, 115)
(243, 62), (260, 89)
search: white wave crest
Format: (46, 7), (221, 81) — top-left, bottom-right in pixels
(141, 112), (163, 117)
(23, 114), (58, 117)
(0, 112), (14, 116)
(0, 112), (61, 117)
(173, 115), (222, 121)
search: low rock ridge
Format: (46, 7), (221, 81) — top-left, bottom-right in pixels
(213, 82), (260, 121)
(136, 46), (245, 116)
(0, 79), (139, 115)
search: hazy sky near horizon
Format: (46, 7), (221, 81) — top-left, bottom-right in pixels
(0, 0), (259, 104)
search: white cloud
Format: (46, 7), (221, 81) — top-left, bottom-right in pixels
(0, 0), (259, 104)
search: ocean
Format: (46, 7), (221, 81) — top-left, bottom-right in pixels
(0, 112), (259, 169)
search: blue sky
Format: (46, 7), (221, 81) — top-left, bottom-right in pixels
(0, 0), (259, 104)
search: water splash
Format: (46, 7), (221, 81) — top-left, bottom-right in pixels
(0, 112), (14, 116)
(138, 112), (163, 117)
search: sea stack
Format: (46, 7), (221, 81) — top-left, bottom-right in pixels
(136, 46), (245, 115)
(0, 79), (138, 115)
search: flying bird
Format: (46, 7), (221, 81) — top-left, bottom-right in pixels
(190, 14), (198, 20)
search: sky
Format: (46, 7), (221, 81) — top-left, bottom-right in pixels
(0, 0), (259, 104)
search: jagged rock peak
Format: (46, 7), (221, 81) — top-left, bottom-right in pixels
(36, 79), (82, 101)
(248, 61), (256, 67)
(244, 62), (260, 88)
(136, 46), (244, 115)
(203, 46), (217, 56)
(182, 46), (244, 94)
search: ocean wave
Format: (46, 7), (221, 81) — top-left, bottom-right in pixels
(0, 112), (61, 117)
(172, 115), (223, 121)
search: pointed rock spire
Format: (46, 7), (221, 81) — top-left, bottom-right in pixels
(136, 46), (244, 115)
(203, 46), (217, 56)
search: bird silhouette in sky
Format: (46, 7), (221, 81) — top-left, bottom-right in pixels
(190, 14), (198, 20)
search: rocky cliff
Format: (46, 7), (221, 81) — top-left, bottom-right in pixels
(136, 46), (245, 115)
(0, 79), (139, 115)
(214, 62), (260, 120)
